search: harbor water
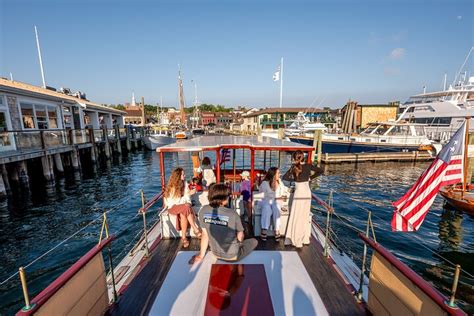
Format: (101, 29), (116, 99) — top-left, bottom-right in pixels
(0, 148), (473, 314)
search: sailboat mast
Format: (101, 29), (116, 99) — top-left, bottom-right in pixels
(463, 117), (470, 193)
(178, 67), (186, 126)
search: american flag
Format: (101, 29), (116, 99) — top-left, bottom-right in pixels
(220, 148), (231, 165)
(392, 122), (466, 232)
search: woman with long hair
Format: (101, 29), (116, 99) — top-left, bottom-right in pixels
(259, 167), (288, 241)
(164, 167), (202, 248)
(282, 151), (323, 248)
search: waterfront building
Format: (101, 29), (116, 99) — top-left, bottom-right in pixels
(0, 78), (125, 152)
(200, 111), (217, 126)
(215, 112), (232, 129)
(123, 105), (146, 126)
(241, 107), (329, 133)
(340, 101), (399, 133)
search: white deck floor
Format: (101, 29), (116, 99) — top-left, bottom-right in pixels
(149, 250), (329, 316)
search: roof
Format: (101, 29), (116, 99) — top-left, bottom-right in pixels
(156, 135), (313, 152)
(243, 107), (328, 118)
(0, 78), (126, 115)
(124, 109), (143, 117)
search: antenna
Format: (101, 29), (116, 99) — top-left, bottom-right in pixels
(9, 73), (13, 81)
(443, 73), (447, 91)
(34, 26), (46, 88)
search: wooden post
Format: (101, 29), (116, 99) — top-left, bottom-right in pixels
(0, 165), (6, 196)
(465, 132), (474, 185)
(17, 161), (29, 187)
(71, 148), (80, 171)
(278, 128), (285, 139)
(141, 97), (146, 127)
(41, 156), (54, 182)
(317, 130), (322, 164)
(1, 164), (11, 194)
(53, 153), (64, 174)
(125, 127), (132, 151)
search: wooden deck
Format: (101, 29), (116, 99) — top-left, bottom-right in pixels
(107, 238), (366, 316)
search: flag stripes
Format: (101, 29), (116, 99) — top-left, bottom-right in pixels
(391, 122), (466, 232)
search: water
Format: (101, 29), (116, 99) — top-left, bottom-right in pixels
(0, 150), (473, 314)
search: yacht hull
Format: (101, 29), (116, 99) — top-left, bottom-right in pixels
(143, 136), (175, 151)
(288, 137), (423, 153)
(439, 186), (474, 215)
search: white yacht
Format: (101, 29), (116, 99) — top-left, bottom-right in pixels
(285, 112), (327, 137)
(398, 48), (474, 143)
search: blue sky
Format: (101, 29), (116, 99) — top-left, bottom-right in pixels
(0, 0), (472, 108)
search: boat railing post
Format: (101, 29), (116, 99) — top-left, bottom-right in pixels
(447, 264), (461, 308)
(107, 243), (118, 302)
(141, 189), (150, 258)
(19, 267), (35, 311)
(357, 211), (371, 302)
(323, 190), (333, 257)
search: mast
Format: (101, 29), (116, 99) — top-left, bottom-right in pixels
(192, 80), (200, 129)
(178, 66), (186, 127)
(279, 57), (283, 108)
(34, 26), (46, 88)
(463, 117), (470, 193)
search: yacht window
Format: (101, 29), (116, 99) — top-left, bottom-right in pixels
(388, 125), (410, 136)
(337, 137), (343, 140)
(380, 139), (387, 143)
(350, 138), (356, 141)
(365, 139), (371, 142)
(374, 125), (389, 135)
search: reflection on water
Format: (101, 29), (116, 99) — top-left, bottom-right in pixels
(0, 152), (473, 314)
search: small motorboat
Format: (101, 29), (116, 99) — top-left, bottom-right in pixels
(143, 128), (175, 150)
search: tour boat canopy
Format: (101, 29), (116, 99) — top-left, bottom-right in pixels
(156, 135), (314, 152)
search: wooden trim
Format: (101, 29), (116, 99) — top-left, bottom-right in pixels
(358, 234), (466, 316)
(160, 152), (165, 189)
(16, 236), (115, 316)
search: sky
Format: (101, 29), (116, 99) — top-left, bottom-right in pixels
(0, 0), (472, 109)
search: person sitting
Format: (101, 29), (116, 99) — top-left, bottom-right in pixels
(164, 167), (202, 248)
(189, 177), (203, 192)
(189, 183), (257, 264)
(258, 167), (288, 241)
(240, 171), (251, 222)
(201, 157), (216, 188)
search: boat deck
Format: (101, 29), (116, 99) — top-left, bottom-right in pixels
(107, 238), (365, 316)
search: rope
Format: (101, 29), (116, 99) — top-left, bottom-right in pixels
(316, 193), (474, 279)
(0, 188), (143, 286)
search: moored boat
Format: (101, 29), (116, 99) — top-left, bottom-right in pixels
(143, 128), (175, 150)
(12, 136), (467, 316)
(289, 121), (435, 154)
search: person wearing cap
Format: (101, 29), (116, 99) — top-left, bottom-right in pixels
(239, 171), (251, 222)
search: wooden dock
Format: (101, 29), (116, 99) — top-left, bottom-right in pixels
(321, 151), (434, 164)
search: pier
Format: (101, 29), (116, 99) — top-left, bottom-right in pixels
(320, 151), (434, 164)
(0, 126), (145, 195)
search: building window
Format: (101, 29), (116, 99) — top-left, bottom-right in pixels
(35, 106), (48, 129)
(21, 104), (36, 129)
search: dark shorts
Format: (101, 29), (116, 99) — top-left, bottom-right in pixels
(241, 190), (250, 201)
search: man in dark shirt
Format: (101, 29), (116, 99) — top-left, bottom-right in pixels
(189, 184), (257, 263)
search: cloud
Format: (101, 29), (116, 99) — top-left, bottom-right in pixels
(384, 67), (400, 76)
(389, 48), (405, 60)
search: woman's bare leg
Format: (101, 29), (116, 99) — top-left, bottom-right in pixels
(187, 213), (201, 233)
(180, 213), (188, 239)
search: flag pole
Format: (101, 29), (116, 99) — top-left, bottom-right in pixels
(462, 117), (470, 194)
(279, 57), (283, 108)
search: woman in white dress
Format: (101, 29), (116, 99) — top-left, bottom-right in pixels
(259, 167), (288, 241)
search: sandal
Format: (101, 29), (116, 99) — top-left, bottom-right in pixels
(260, 231), (267, 241)
(194, 228), (202, 239)
(275, 233), (281, 241)
(181, 238), (190, 248)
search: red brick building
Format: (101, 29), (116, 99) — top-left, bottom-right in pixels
(201, 112), (217, 125)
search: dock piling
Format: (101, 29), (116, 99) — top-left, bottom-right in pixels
(53, 153), (64, 174)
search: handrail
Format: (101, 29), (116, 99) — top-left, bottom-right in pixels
(358, 233), (466, 316)
(139, 192), (163, 213)
(16, 236), (116, 316)
(311, 193), (334, 213)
